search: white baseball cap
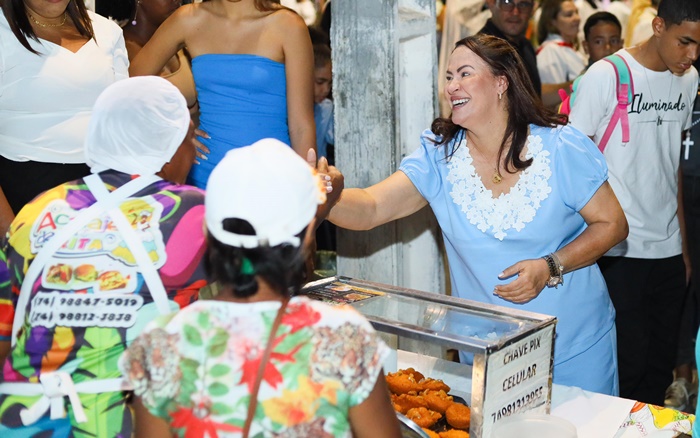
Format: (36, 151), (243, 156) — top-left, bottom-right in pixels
(205, 139), (326, 248)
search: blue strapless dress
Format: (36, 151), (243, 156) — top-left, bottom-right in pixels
(189, 54), (290, 188)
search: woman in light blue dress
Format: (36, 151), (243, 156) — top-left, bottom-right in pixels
(328, 34), (629, 395)
(129, 0), (316, 189)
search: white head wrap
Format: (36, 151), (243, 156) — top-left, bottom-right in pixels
(85, 76), (190, 176)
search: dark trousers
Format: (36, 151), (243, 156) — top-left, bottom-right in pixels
(598, 255), (686, 405)
(676, 175), (700, 367)
(0, 155), (90, 214)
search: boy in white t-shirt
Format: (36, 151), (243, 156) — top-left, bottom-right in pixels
(570, 0), (700, 406)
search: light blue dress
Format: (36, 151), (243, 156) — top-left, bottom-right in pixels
(400, 124), (618, 395)
(189, 54), (291, 189)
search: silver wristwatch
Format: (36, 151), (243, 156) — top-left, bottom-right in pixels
(543, 253), (564, 288)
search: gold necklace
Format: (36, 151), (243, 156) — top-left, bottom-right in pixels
(28, 11), (67, 28)
(468, 139), (503, 184)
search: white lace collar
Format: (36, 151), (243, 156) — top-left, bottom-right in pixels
(445, 131), (552, 240)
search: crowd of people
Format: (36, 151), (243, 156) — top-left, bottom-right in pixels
(0, 0), (700, 436)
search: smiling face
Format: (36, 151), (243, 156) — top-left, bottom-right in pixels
(552, 1), (580, 43)
(654, 17), (700, 75)
(444, 46), (506, 129)
(583, 21), (623, 64)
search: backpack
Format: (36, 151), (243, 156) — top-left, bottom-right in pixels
(558, 54), (635, 153)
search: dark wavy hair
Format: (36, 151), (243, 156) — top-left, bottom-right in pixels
(1, 0), (95, 55)
(205, 218), (307, 299)
(431, 34), (565, 174)
(657, 0), (700, 26)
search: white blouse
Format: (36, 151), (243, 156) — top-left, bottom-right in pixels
(0, 11), (128, 163)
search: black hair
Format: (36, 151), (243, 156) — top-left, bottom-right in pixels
(96, 0), (134, 23)
(584, 11), (622, 40)
(657, 0), (700, 26)
(308, 25), (330, 46)
(205, 218), (307, 299)
(432, 34), (565, 173)
(1, 0), (95, 55)
(313, 43), (331, 69)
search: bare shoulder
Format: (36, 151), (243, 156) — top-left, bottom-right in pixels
(266, 7), (308, 34)
(168, 3), (211, 27)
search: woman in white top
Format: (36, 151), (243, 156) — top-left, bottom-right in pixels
(0, 0), (128, 233)
(537, 0), (587, 105)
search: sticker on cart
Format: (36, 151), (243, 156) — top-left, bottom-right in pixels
(481, 324), (555, 437)
(29, 291), (144, 328)
(303, 282), (384, 306)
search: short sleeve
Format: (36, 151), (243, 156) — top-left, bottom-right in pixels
(0, 242), (13, 341)
(399, 129), (447, 203)
(569, 59), (617, 138)
(112, 30), (129, 81)
(90, 11), (129, 81)
(554, 125), (608, 211)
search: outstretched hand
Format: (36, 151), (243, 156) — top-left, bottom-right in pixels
(493, 258), (550, 304)
(307, 148), (344, 223)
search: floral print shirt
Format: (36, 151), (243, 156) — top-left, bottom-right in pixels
(121, 297), (388, 438)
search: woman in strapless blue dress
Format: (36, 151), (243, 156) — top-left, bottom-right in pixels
(130, 0), (316, 189)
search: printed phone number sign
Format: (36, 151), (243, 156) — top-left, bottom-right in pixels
(482, 324), (555, 437)
(29, 291), (143, 328)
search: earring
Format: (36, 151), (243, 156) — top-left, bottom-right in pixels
(498, 92), (502, 100)
(131, 0), (141, 25)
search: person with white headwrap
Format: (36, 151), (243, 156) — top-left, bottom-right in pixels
(120, 139), (400, 438)
(0, 76), (209, 437)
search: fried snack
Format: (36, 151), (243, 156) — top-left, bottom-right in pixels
(391, 393), (428, 414)
(405, 407), (442, 428)
(422, 428), (441, 438)
(445, 403), (471, 430)
(386, 370), (424, 394)
(403, 367), (425, 382)
(439, 430), (470, 438)
(421, 389), (454, 413)
(419, 377), (451, 393)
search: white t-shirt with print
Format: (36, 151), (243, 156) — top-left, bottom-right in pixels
(570, 49), (698, 259)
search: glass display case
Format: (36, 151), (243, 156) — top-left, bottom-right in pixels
(301, 276), (557, 438)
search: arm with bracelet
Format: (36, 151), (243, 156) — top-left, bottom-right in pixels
(493, 181), (628, 303)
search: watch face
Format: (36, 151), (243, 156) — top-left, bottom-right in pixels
(547, 277), (563, 288)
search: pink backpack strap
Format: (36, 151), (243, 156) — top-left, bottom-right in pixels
(599, 55), (633, 153)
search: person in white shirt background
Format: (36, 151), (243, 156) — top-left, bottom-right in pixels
(0, 0), (128, 236)
(537, 0), (586, 107)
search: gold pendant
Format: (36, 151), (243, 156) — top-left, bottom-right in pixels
(492, 172), (502, 184)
